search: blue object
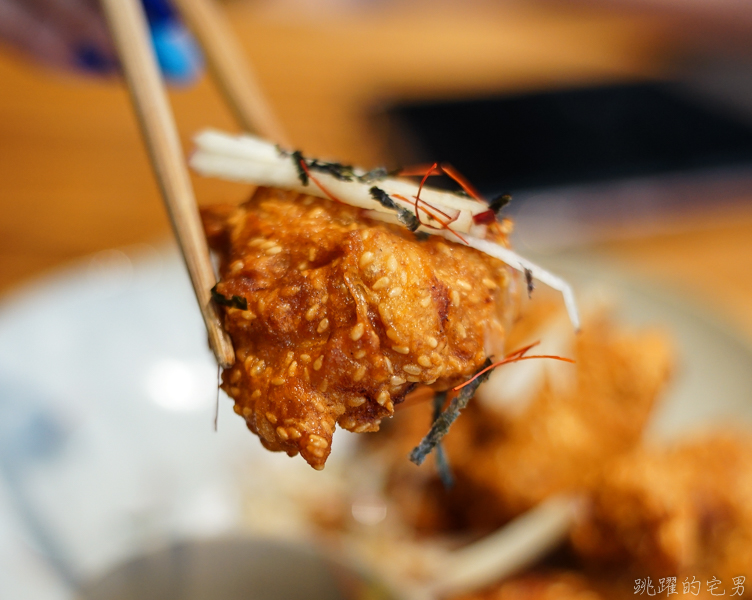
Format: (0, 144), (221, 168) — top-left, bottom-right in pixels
(142, 0), (203, 85)
(75, 43), (117, 74)
(149, 19), (203, 85)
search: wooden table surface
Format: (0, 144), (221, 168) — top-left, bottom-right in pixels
(2, 0), (752, 337)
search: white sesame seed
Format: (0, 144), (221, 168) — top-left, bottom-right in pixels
(276, 427), (289, 440)
(392, 345), (410, 354)
(230, 369), (241, 383)
(271, 377), (285, 386)
(420, 296), (431, 307)
(266, 246), (282, 255)
(308, 446), (326, 458)
(309, 434), (329, 448)
(389, 287), (403, 298)
(309, 248), (317, 261)
(390, 376), (406, 386)
(251, 390), (262, 400)
(350, 322), (365, 341)
(376, 390), (390, 406)
(242, 406), (252, 417)
(318, 379), (328, 392)
(384, 357), (393, 373)
(305, 304), (319, 321)
(288, 428), (302, 440)
(249, 238), (265, 247)
(456, 279), (472, 291)
(483, 278), (498, 289)
(353, 365), (367, 381)
(427, 336), (438, 348)
(348, 396), (366, 407)
(288, 361), (298, 376)
(379, 303), (392, 320)
(313, 356), (324, 371)
(417, 355), (432, 367)
(359, 252), (375, 269)
(260, 240), (276, 250)
(251, 360), (266, 376)
(451, 290), (461, 305)
(372, 276), (390, 290)
(284, 351), (294, 366)
(403, 364), (422, 375)
(456, 323), (467, 339)
(300, 354), (311, 363)
(406, 376), (421, 382)
(387, 255), (398, 272)
(298, 262), (309, 271)
(229, 260), (244, 274)
(317, 318), (330, 333)
(354, 349), (366, 359)
(386, 329), (400, 342)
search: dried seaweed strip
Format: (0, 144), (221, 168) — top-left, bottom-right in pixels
(291, 151), (308, 186)
(307, 159), (357, 182)
(211, 284), (248, 310)
(524, 267), (535, 298)
(490, 193), (512, 214)
(369, 186), (420, 232)
(409, 358), (494, 466)
(432, 392), (454, 488)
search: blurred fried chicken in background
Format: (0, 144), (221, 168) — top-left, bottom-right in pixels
(378, 299), (673, 535)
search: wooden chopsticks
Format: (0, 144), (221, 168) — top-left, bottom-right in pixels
(172, 0), (289, 144)
(100, 0), (235, 368)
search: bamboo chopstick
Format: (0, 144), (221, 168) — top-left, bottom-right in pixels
(172, 0), (289, 143)
(100, 0), (235, 368)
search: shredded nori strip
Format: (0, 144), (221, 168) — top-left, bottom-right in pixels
(211, 284), (248, 310)
(410, 358), (494, 465)
(369, 186), (420, 232)
(524, 267), (535, 298)
(490, 193), (512, 214)
(432, 392), (454, 488)
(358, 167), (389, 183)
(307, 159), (356, 181)
(291, 151), (308, 186)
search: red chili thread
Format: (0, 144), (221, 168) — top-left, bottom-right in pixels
(453, 341), (574, 392)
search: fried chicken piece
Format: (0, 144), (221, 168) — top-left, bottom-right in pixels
(379, 308), (673, 534)
(572, 433), (752, 580)
(202, 187), (516, 469)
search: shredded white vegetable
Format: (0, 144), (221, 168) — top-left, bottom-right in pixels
(190, 129), (580, 331)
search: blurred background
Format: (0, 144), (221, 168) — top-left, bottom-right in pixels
(2, 0), (752, 331)
(2, 0), (752, 598)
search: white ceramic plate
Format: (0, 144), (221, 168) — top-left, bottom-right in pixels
(0, 244), (750, 600)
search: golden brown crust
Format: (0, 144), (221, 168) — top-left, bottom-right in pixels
(202, 187), (516, 469)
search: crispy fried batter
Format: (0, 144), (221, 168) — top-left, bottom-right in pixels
(572, 433), (752, 581)
(380, 307), (673, 533)
(202, 187), (516, 469)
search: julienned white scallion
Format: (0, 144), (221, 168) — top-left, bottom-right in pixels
(190, 129), (580, 331)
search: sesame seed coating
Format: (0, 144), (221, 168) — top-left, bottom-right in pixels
(202, 187), (515, 470)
